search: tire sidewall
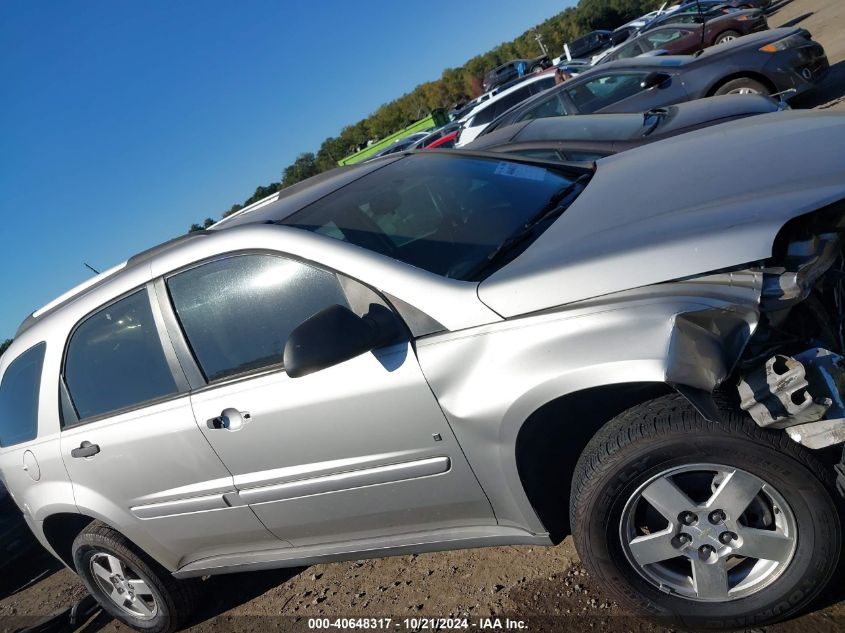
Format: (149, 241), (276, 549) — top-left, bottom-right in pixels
(73, 534), (174, 632)
(578, 430), (840, 628)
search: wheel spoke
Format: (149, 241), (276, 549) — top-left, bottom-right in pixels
(628, 527), (681, 565)
(706, 469), (762, 520)
(91, 561), (112, 583)
(106, 555), (125, 576)
(735, 527), (794, 563)
(131, 596), (154, 617)
(691, 559), (729, 600)
(641, 476), (696, 522)
(127, 578), (153, 596)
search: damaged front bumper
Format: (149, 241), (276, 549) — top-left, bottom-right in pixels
(738, 347), (845, 449)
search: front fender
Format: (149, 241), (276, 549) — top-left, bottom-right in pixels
(415, 283), (759, 532)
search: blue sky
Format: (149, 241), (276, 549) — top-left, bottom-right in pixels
(0, 0), (569, 340)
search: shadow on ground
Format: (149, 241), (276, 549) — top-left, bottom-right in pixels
(778, 11), (814, 27)
(0, 544), (63, 602)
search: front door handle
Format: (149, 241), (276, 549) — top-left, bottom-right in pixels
(71, 441), (100, 458)
(207, 408), (251, 431)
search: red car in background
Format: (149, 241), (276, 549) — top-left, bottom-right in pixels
(599, 8), (768, 63)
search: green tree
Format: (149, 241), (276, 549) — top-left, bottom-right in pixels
(187, 217), (215, 233)
(0, 338), (12, 358)
(281, 153), (319, 188)
(188, 0), (660, 230)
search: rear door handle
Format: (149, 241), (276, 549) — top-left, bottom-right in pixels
(71, 441), (100, 458)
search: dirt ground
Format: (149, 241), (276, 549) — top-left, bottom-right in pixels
(2, 0), (845, 631)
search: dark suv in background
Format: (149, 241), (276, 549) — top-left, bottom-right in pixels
(482, 56), (551, 91)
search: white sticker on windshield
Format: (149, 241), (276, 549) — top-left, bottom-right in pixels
(494, 161), (546, 182)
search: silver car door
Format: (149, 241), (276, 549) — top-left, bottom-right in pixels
(58, 286), (285, 568)
(161, 253), (496, 547)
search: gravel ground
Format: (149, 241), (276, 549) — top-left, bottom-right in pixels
(2, 0), (844, 631)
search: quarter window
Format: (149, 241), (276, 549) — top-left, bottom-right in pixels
(64, 290), (178, 420)
(166, 255), (349, 382)
(0, 343), (46, 447)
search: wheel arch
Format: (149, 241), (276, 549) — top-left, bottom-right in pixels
(514, 381), (674, 541)
(705, 71), (777, 97)
(42, 512), (96, 570)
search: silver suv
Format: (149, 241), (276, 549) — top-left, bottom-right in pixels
(1, 110), (844, 633)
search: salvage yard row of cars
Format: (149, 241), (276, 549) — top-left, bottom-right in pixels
(1, 3), (844, 633)
(368, 0), (828, 154)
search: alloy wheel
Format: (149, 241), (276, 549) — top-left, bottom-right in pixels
(89, 552), (159, 620)
(619, 463), (797, 601)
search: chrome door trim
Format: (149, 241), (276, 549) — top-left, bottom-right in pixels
(131, 492), (230, 519)
(232, 456), (451, 506)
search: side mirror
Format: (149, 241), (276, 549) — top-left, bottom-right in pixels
(640, 71), (671, 90)
(283, 304), (401, 378)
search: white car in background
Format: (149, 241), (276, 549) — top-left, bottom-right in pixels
(455, 74), (557, 147)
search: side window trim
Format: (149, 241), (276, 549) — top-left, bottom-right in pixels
(146, 281), (191, 393)
(151, 278), (206, 391)
(60, 285), (190, 428)
(156, 250), (415, 391)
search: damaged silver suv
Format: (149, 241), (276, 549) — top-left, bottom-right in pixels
(1, 110), (844, 632)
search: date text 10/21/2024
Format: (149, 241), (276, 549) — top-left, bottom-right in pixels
(307, 618), (529, 630)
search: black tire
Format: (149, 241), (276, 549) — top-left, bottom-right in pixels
(713, 77), (769, 95)
(72, 522), (200, 633)
(714, 30), (741, 44)
(570, 393), (842, 629)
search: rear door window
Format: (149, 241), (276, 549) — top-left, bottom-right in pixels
(64, 290), (178, 420)
(0, 343), (46, 447)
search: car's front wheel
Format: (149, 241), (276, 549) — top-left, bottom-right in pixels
(715, 30), (741, 45)
(72, 522), (200, 632)
(570, 394), (842, 628)
(713, 77), (769, 95)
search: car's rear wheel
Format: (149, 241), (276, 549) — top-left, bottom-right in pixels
(72, 522), (200, 632)
(713, 77), (769, 95)
(715, 30), (741, 44)
(570, 394), (842, 628)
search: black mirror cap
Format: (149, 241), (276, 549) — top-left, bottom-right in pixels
(640, 71), (671, 90)
(283, 304), (400, 378)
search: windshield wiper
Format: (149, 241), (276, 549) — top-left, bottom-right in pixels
(470, 173), (592, 279)
(642, 108), (669, 137)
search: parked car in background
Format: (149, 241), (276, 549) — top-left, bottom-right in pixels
(638, 3), (739, 34)
(597, 9), (769, 64)
(562, 30), (613, 60)
(609, 2), (683, 44)
(368, 132), (432, 160)
(476, 27), (827, 136)
(678, 0), (771, 10)
(482, 56), (552, 92)
(410, 122), (463, 149)
(465, 94), (782, 161)
(455, 73), (557, 147)
(3, 111), (845, 633)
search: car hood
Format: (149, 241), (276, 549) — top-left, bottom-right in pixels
(478, 110), (845, 318)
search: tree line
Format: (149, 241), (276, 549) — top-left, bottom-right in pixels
(186, 0), (659, 233)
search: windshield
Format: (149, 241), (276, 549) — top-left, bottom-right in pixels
(282, 153), (587, 281)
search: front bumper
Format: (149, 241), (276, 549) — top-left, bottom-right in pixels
(765, 41), (830, 98)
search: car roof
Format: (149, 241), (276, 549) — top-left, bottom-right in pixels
(468, 93), (779, 151)
(461, 73), (556, 122)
